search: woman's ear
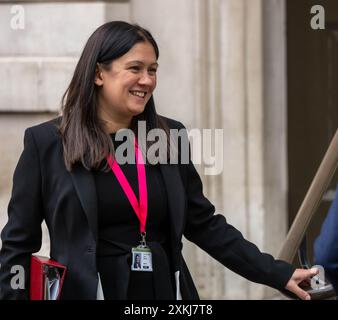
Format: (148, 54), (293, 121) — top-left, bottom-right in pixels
(94, 63), (104, 86)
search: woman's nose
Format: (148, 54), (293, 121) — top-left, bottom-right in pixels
(138, 72), (154, 86)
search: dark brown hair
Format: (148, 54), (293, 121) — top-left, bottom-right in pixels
(58, 21), (170, 171)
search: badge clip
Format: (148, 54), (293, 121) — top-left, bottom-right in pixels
(140, 232), (147, 247)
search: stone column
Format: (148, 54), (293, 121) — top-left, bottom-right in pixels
(261, 0), (288, 299)
(216, 0), (288, 299)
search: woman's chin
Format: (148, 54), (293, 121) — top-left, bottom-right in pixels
(128, 104), (146, 116)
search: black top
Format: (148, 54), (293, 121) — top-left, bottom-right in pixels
(94, 133), (175, 299)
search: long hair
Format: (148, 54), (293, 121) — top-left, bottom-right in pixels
(58, 21), (170, 171)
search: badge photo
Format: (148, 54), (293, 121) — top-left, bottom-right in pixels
(131, 247), (153, 272)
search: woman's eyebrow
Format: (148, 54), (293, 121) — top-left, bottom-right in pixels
(126, 60), (159, 67)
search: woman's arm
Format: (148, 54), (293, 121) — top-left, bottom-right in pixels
(176, 123), (294, 292)
(0, 128), (43, 299)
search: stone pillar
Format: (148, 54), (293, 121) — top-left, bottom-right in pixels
(261, 0), (288, 299)
(216, 0), (288, 299)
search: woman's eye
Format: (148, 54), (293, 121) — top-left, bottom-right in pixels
(129, 66), (140, 72)
(148, 69), (157, 75)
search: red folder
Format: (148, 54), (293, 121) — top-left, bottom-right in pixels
(30, 255), (67, 300)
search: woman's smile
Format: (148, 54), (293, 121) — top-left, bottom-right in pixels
(129, 90), (147, 99)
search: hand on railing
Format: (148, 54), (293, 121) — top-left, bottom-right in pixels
(285, 268), (319, 300)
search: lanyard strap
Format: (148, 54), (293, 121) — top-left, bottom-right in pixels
(106, 139), (148, 234)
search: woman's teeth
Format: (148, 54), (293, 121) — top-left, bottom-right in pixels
(130, 91), (146, 98)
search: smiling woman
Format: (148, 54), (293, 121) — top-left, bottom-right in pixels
(95, 42), (159, 131)
(58, 21), (170, 172)
(0, 21), (318, 300)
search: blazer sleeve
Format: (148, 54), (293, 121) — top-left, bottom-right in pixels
(0, 128), (43, 300)
(179, 124), (295, 291)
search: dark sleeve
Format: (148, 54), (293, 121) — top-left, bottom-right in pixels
(0, 128), (43, 299)
(179, 124), (295, 291)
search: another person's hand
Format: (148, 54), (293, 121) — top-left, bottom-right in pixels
(285, 268), (319, 300)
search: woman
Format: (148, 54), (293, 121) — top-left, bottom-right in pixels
(0, 21), (317, 300)
(133, 254), (142, 270)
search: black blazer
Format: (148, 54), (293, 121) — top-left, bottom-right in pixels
(0, 116), (294, 300)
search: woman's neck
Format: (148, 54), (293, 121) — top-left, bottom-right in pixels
(97, 107), (132, 134)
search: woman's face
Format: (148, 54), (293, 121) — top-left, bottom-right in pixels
(95, 41), (158, 120)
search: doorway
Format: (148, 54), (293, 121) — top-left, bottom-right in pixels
(287, 0), (338, 265)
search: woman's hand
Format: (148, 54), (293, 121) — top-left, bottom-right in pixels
(285, 268), (319, 300)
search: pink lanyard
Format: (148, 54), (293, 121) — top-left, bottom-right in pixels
(106, 139), (148, 235)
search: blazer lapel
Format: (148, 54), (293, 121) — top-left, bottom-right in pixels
(70, 165), (98, 242)
(159, 164), (186, 241)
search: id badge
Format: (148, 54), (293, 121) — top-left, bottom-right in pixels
(131, 246), (153, 272)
